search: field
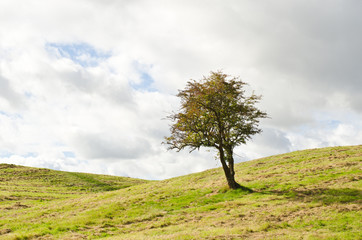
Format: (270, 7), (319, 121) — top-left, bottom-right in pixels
(0, 145), (361, 239)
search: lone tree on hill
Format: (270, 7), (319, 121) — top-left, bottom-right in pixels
(165, 71), (267, 190)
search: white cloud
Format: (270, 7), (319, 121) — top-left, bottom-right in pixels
(0, 0), (361, 180)
(72, 133), (153, 160)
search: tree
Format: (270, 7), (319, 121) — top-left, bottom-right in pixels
(165, 71), (267, 190)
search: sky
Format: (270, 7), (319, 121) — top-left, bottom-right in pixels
(0, 0), (361, 180)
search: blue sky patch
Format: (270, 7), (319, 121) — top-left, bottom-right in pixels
(131, 71), (156, 91)
(23, 152), (38, 158)
(24, 91), (34, 99)
(0, 111), (22, 119)
(63, 151), (76, 158)
(130, 62), (157, 91)
(0, 151), (13, 158)
(46, 42), (111, 67)
(0, 152), (38, 158)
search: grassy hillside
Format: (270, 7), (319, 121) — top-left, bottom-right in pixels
(0, 145), (361, 239)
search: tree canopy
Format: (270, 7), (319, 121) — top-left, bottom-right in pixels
(165, 71), (268, 189)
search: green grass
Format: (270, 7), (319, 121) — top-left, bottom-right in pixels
(0, 145), (361, 239)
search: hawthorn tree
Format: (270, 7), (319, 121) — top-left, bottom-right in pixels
(165, 71), (267, 190)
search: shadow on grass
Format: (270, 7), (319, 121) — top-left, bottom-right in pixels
(238, 185), (254, 193)
(219, 184), (254, 194)
(260, 188), (361, 205)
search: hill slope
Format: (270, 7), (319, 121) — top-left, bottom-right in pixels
(0, 145), (361, 239)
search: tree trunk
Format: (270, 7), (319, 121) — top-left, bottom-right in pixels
(218, 147), (241, 189)
(218, 146), (253, 192)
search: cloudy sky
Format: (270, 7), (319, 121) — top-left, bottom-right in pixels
(0, 0), (361, 180)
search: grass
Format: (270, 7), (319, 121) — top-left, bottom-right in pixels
(0, 145), (361, 239)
